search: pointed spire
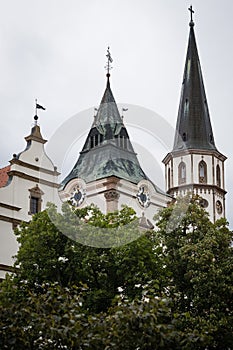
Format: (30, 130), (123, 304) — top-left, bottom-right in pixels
(173, 7), (217, 152)
(61, 49), (150, 187)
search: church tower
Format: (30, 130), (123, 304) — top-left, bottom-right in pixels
(60, 49), (169, 224)
(163, 8), (227, 222)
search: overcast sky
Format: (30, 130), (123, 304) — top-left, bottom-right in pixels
(1, 0), (233, 227)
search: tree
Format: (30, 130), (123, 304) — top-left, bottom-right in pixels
(0, 282), (190, 350)
(0, 197), (232, 349)
(155, 195), (233, 349)
(7, 203), (161, 313)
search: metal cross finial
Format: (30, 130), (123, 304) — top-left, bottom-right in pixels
(105, 46), (113, 75)
(188, 5), (194, 22)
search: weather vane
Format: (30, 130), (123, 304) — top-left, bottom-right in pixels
(188, 5), (194, 23)
(105, 47), (113, 75)
(34, 99), (46, 124)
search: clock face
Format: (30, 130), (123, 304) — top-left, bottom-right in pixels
(216, 200), (223, 214)
(137, 186), (150, 208)
(199, 198), (209, 208)
(69, 186), (86, 207)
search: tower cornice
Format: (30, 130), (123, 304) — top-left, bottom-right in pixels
(167, 183), (227, 195)
(163, 148), (227, 164)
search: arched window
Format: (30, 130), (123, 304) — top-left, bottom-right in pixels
(216, 164), (221, 187)
(168, 168), (171, 189)
(178, 162), (186, 184)
(29, 185), (44, 215)
(199, 160), (207, 183)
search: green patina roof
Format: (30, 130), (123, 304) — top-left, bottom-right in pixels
(62, 144), (148, 185)
(93, 78), (124, 131)
(62, 76), (164, 195)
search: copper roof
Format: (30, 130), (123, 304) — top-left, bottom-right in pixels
(62, 77), (149, 186)
(62, 75), (167, 197)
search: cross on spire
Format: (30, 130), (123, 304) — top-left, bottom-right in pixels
(105, 47), (113, 76)
(188, 5), (194, 25)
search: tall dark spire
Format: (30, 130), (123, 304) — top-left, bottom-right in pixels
(173, 8), (217, 152)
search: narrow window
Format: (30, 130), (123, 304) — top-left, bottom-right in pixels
(120, 136), (124, 148)
(30, 196), (39, 214)
(178, 162), (186, 185)
(90, 136), (94, 148)
(29, 185), (43, 215)
(114, 135), (118, 144)
(184, 99), (189, 116)
(124, 137), (128, 149)
(216, 164), (221, 187)
(94, 134), (98, 147)
(199, 160), (207, 183)
(168, 168), (171, 189)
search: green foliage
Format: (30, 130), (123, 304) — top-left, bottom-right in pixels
(156, 195), (233, 348)
(9, 204), (158, 313)
(0, 196), (232, 349)
(0, 283), (87, 349)
(47, 202), (142, 247)
(74, 204), (137, 228)
(0, 283), (188, 350)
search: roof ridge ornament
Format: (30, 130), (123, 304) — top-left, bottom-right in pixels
(188, 5), (195, 27)
(105, 47), (113, 82)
